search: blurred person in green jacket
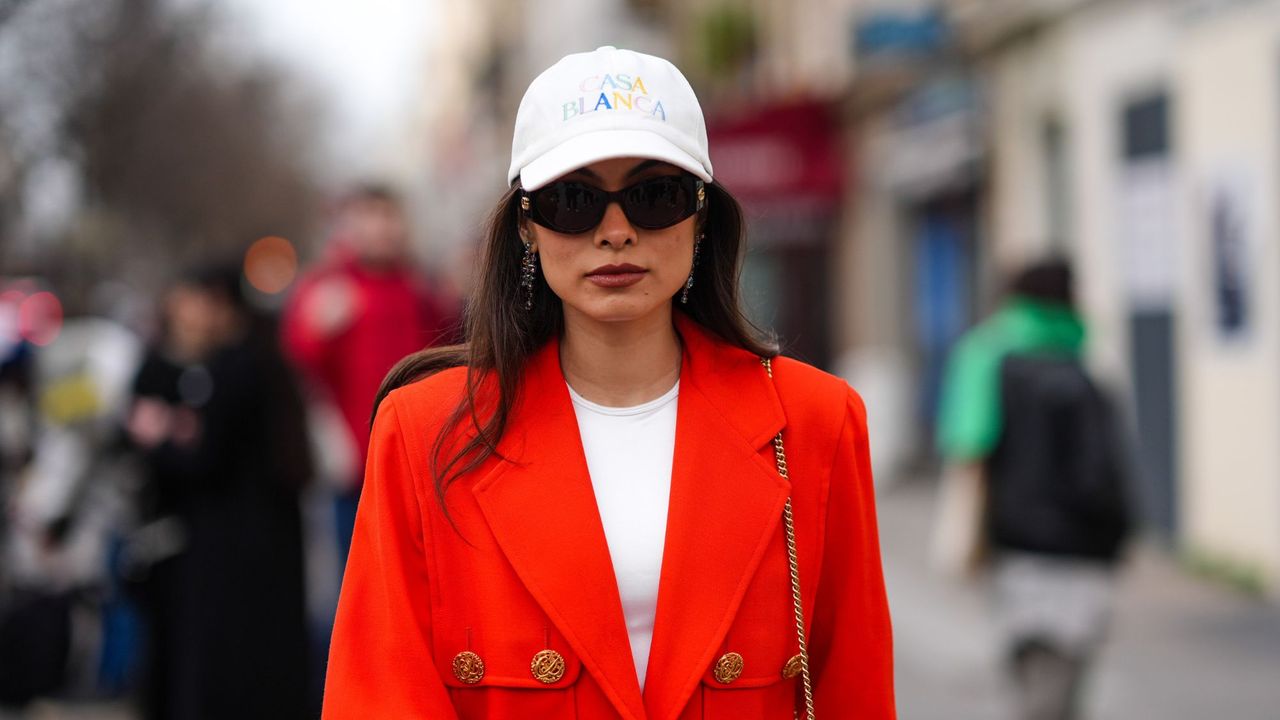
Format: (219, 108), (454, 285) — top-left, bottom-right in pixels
(934, 258), (1132, 720)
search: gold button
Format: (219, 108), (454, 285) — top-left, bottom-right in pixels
(530, 649), (566, 684)
(713, 652), (744, 684)
(782, 653), (804, 679)
(452, 651), (485, 684)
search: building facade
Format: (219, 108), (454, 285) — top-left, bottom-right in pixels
(903, 0), (1280, 593)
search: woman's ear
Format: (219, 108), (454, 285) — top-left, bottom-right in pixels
(517, 210), (535, 249)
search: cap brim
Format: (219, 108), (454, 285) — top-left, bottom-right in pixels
(518, 129), (713, 191)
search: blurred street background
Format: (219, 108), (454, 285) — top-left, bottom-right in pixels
(2, 0), (1280, 718)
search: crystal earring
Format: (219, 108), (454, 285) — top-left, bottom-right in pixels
(680, 233), (703, 305)
(521, 241), (538, 310)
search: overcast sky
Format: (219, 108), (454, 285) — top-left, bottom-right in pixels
(223, 0), (438, 174)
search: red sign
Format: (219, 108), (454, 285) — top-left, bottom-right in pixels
(706, 99), (845, 210)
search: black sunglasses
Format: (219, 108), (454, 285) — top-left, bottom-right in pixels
(521, 174), (705, 235)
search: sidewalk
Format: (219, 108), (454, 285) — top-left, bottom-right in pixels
(879, 478), (1280, 720)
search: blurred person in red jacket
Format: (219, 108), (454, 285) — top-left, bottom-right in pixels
(282, 184), (458, 567)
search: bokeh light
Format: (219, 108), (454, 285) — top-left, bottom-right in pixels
(244, 236), (299, 295)
(18, 291), (64, 346)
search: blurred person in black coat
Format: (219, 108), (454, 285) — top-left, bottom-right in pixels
(936, 259), (1132, 720)
(127, 266), (311, 720)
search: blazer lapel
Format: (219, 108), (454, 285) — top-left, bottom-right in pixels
(471, 341), (646, 720)
(643, 316), (789, 720)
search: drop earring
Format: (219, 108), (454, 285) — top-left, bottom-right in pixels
(680, 232), (703, 305)
(521, 240), (538, 310)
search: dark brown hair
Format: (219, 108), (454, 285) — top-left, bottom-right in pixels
(374, 180), (775, 510)
(342, 182), (402, 208)
(1009, 256), (1075, 309)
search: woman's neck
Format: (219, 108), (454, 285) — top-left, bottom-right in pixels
(560, 306), (681, 408)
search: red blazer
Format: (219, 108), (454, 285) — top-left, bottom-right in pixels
(323, 314), (896, 719)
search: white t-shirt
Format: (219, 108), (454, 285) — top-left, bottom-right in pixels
(567, 380), (678, 690)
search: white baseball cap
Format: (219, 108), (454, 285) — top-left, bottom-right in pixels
(508, 46), (714, 191)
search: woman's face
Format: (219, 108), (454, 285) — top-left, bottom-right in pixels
(524, 157), (698, 327)
(165, 285), (219, 361)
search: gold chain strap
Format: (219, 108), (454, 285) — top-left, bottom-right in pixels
(761, 357), (816, 720)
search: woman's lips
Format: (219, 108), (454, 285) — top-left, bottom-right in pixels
(586, 264), (647, 288)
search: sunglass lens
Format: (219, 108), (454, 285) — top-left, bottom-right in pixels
(536, 182), (604, 234)
(625, 177), (691, 229)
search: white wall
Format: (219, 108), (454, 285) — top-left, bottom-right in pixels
(984, 0), (1280, 591)
(984, 18), (1067, 269)
(1173, 0), (1280, 591)
(1057, 0), (1177, 385)
(837, 112), (919, 483)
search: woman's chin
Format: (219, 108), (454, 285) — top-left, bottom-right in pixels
(567, 295), (676, 326)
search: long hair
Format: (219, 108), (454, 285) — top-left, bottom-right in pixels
(374, 180), (775, 510)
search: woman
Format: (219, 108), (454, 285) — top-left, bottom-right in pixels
(324, 47), (894, 719)
(130, 268), (311, 719)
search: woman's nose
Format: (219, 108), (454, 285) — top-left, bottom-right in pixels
(594, 202), (635, 248)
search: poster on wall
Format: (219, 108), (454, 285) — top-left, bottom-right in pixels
(1205, 164), (1255, 342)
